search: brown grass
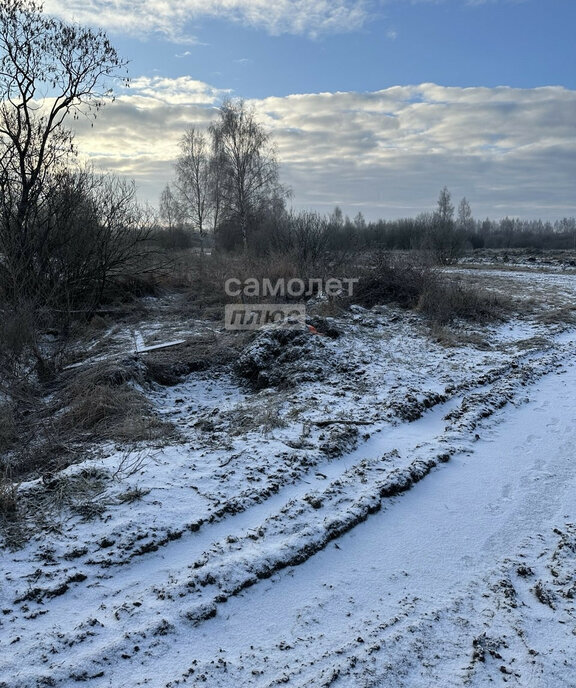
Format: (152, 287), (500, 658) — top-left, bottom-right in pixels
(53, 359), (174, 443)
(57, 381), (171, 443)
(417, 279), (509, 325)
(353, 253), (509, 324)
(536, 306), (576, 326)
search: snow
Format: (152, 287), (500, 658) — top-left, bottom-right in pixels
(127, 357), (576, 688)
(2, 265), (576, 687)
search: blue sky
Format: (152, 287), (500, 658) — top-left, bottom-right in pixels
(45, 0), (576, 220)
(120, 0), (576, 97)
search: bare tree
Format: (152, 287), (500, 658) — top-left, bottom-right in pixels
(159, 184), (183, 231)
(329, 206), (344, 229)
(435, 186), (455, 227)
(33, 167), (151, 312)
(289, 211), (330, 269)
(209, 99), (286, 251)
(457, 197), (474, 232)
(353, 212), (366, 230)
(0, 0), (128, 303)
(423, 187), (464, 265)
(174, 128), (212, 240)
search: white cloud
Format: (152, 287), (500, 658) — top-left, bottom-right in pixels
(127, 76), (229, 105)
(73, 80), (576, 220)
(41, 0), (529, 41)
(43, 0), (373, 40)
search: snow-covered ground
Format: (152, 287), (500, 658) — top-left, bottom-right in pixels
(1, 265), (576, 687)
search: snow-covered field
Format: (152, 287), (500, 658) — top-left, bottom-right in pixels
(2, 264), (576, 687)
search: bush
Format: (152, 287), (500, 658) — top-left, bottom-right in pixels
(353, 253), (434, 310)
(353, 252), (507, 324)
(0, 465), (18, 519)
(0, 404), (17, 454)
(418, 280), (506, 324)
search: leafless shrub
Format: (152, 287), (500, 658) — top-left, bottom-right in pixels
(0, 301), (47, 392)
(0, 463), (18, 519)
(0, 403), (17, 453)
(353, 252), (436, 310)
(111, 448), (151, 480)
(353, 252), (508, 324)
(418, 278), (509, 324)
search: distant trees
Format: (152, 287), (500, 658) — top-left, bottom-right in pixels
(168, 99), (289, 252)
(165, 105), (576, 258)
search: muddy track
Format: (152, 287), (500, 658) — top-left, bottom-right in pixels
(2, 338), (574, 687)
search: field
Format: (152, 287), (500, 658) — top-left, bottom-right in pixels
(1, 255), (576, 687)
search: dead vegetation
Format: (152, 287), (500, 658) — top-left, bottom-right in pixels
(353, 252), (511, 325)
(0, 356), (171, 537)
(224, 396), (288, 436)
(55, 360), (162, 441)
(536, 305), (576, 326)
(1, 248), (574, 547)
(0, 463), (18, 519)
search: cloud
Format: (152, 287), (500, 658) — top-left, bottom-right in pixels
(41, 0), (529, 41)
(127, 76), (230, 105)
(43, 0), (373, 40)
(73, 80), (576, 220)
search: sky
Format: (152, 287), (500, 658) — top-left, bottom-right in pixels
(43, 0), (576, 221)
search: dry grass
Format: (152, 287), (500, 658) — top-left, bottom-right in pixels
(536, 306), (576, 326)
(61, 383), (148, 432)
(307, 296), (348, 318)
(172, 250), (356, 319)
(428, 324), (493, 350)
(57, 381), (172, 443)
(52, 359), (175, 444)
(224, 397), (287, 436)
(354, 253), (509, 325)
(1, 467), (112, 546)
(418, 279), (510, 325)
(143, 331), (252, 385)
(116, 486), (150, 503)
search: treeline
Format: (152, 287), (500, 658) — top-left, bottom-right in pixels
(347, 214), (576, 252)
(159, 107), (575, 257)
(157, 169), (576, 261)
(157, 206), (576, 255)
